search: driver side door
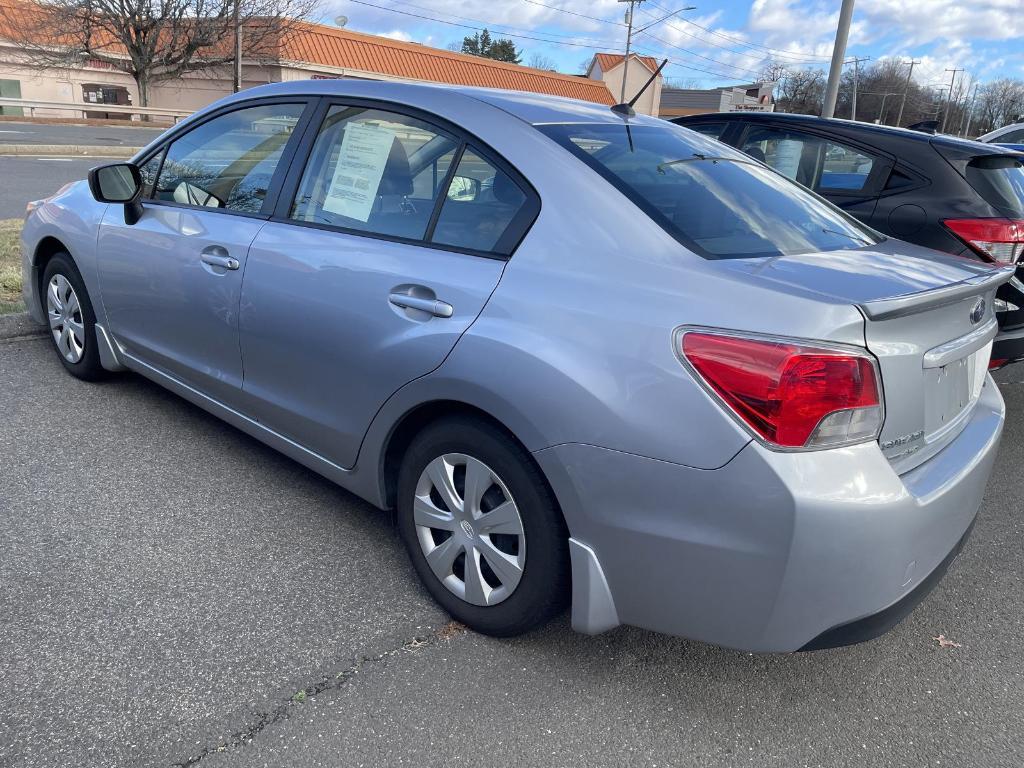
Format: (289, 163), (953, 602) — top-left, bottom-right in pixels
(96, 100), (311, 403)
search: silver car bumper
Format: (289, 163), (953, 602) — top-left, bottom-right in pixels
(535, 375), (1005, 653)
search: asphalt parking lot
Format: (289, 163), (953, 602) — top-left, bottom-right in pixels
(0, 121), (163, 147)
(2, 330), (1024, 768)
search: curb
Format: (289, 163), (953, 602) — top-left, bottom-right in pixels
(0, 144), (140, 158)
(0, 311), (44, 340)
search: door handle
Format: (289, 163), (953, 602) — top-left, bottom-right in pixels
(200, 249), (239, 271)
(388, 293), (454, 318)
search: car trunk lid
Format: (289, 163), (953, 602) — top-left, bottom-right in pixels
(718, 241), (1014, 472)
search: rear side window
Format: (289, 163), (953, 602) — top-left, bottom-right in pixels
(153, 103), (305, 213)
(289, 105), (535, 256)
(740, 127), (876, 193)
(965, 156), (1024, 217)
(431, 147), (528, 253)
(997, 129), (1024, 144)
(290, 106), (459, 241)
(539, 122), (881, 259)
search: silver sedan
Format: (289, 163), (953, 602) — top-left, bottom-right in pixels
(21, 80), (1013, 651)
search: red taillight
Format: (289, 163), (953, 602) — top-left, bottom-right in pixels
(943, 218), (1024, 264)
(681, 332), (883, 449)
(990, 358), (1008, 370)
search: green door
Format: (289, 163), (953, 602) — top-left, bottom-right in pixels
(0, 79), (23, 117)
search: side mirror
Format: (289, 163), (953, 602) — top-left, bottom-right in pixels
(447, 175), (480, 202)
(88, 163), (144, 225)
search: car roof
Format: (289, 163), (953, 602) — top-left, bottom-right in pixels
(978, 122), (1024, 142)
(212, 79), (659, 128)
(674, 110), (1018, 155)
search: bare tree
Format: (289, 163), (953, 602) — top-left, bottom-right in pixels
(1, 0), (319, 107)
(775, 67), (826, 115)
(975, 78), (1024, 133)
(527, 53), (556, 71)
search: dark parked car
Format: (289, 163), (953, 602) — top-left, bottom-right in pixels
(672, 112), (1024, 365)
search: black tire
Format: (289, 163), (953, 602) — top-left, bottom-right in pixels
(41, 253), (106, 381)
(397, 416), (570, 636)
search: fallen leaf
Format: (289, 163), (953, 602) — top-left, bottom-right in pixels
(933, 634), (963, 648)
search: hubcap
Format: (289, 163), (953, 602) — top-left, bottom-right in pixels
(46, 274), (85, 364)
(414, 453), (526, 606)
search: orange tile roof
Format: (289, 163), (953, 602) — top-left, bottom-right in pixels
(280, 23), (615, 105)
(0, 0), (615, 105)
(592, 53), (661, 74)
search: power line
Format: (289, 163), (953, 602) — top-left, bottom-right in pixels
(631, 43), (752, 80)
(346, 0), (623, 50)
(637, 29), (764, 78)
(646, 0), (831, 62)
(521, 0), (624, 27)
(386, 0), (618, 45)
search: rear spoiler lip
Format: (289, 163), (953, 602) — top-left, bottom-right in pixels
(858, 264), (1016, 321)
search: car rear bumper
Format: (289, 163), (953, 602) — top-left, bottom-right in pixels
(535, 375), (1004, 653)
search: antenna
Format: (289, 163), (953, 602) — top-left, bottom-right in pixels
(610, 58), (669, 117)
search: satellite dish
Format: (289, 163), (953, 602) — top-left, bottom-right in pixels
(335, 15), (348, 26)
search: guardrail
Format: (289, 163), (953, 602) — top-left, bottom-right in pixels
(0, 97), (192, 122)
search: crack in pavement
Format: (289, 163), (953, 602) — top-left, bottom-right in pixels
(172, 621), (466, 767)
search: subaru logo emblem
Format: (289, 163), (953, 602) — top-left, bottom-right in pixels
(969, 298), (985, 325)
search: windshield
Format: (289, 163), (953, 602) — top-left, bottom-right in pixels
(539, 122), (883, 259)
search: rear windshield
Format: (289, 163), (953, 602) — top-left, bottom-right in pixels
(965, 155), (1024, 217)
(539, 122), (882, 259)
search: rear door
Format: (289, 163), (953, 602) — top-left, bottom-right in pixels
(238, 101), (538, 468)
(737, 124), (893, 223)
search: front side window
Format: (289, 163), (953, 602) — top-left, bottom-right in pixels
(539, 122), (881, 259)
(151, 103), (305, 214)
(291, 106), (458, 241)
(681, 122), (727, 140)
(740, 127), (876, 193)
(138, 148), (165, 197)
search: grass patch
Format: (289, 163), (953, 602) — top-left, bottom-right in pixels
(0, 218), (24, 315)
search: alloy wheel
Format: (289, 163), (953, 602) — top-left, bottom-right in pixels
(414, 453), (526, 606)
(46, 274), (85, 364)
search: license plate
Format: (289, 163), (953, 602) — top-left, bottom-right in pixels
(924, 342), (991, 437)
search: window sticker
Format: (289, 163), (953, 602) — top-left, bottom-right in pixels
(323, 122), (395, 222)
(769, 139), (803, 180)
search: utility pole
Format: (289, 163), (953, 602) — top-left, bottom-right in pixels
(618, 0), (643, 103)
(616, 0), (694, 104)
(849, 56), (870, 121)
(895, 58), (919, 127)
(821, 0), (856, 118)
(959, 83), (979, 137)
(877, 91), (899, 124)
(233, 0), (242, 93)
(941, 68), (962, 133)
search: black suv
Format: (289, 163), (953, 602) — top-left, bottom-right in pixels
(672, 112), (1024, 365)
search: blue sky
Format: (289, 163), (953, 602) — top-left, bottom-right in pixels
(322, 0), (1024, 89)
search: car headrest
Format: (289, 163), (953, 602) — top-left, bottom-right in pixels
(378, 138), (413, 197)
(745, 147), (766, 163)
(492, 171), (523, 204)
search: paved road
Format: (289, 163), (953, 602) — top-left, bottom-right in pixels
(2, 334), (1024, 767)
(0, 157), (97, 218)
(0, 121), (164, 147)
